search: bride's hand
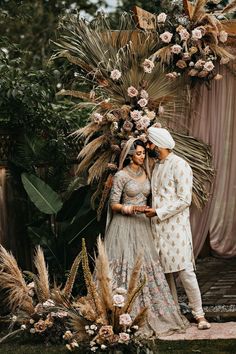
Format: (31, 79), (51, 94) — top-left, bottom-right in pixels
(133, 205), (148, 213)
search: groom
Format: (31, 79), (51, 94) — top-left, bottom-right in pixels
(145, 126), (210, 330)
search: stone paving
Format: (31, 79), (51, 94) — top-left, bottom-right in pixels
(164, 257), (236, 341)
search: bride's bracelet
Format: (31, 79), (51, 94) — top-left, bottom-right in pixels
(121, 205), (135, 215)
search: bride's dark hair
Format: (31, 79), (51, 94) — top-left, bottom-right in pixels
(123, 139), (146, 167)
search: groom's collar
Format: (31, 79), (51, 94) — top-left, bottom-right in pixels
(158, 152), (174, 164)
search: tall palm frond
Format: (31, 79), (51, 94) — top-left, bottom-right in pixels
(0, 246), (34, 314)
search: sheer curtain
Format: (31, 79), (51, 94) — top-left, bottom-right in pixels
(189, 64), (236, 258)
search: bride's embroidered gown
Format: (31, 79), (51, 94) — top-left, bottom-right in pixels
(105, 169), (188, 336)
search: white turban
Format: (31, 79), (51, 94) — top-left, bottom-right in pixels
(147, 127), (175, 149)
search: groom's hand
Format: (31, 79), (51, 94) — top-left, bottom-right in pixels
(144, 207), (156, 218)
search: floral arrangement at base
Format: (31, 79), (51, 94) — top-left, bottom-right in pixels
(0, 245), (81, 345)
(55, 238), (149, 352)
(150, 0), (236, 82)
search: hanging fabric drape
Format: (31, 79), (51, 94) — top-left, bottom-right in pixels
(189, 63), (236, 258)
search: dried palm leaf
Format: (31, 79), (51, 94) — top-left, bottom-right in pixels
(221, 0), (236, 14)
(34, 246), (50, 302)
(88, 151), (113, 184)
(127, 255), (143, 296)
(95, 237), (113, 314)
(124, 275), (147, 313)
(78, 135), (106, 160)
(191, 0), (208, 22)
(56, 89), (93, 101)
(62, 252), (82, 299)
(210, 44), (235, 61)
(81, 239), (105, 323)
(97, 174), (114, 221)
(150, 45), (172, 65)
(0, 246), (34, 314)
(131, 306), (149, 328)
(172, 132), (214, 209)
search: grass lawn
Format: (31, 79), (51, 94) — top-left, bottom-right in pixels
(0, 340), (236, 353)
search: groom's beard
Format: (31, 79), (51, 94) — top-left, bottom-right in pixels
(147, 149), (159, 159)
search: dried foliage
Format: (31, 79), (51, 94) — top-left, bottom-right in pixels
(52, 10), (222, 209)
(63, 238), (148, 351)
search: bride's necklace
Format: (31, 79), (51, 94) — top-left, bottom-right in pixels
(126, 165), (143, 178)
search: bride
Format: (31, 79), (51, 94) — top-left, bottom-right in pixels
(104, 137), (188, 336)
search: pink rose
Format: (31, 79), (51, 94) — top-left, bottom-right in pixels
(160, 31), (173, 43)
(142, 59), (155, 73)
(110, 69), (122, 80)
(220, 57), (230, 65)
(191, 28), (202, 40)
(203, 60), (214, 72)
(135, 120), (146, 131)
(194, 59), (205, 69)
(166, 72), (178, 79)
(157, 12), (167, 23)
(179, 29), (190, 41)
(130, 110), (142, 121)
(122, 121), (133, 132)
(140, 116), (151, 128)
(113, 294), (125, 307)
(119, 332), (130, 342)
(140, 89), (149, 99)
(171, 44), (182, 54)
(119, 313), (132, 326)
(127, 86), (138, 97)
(137, 98), (148, 107)
(219, 30), (228, 43)
(176, 60), (187, 69)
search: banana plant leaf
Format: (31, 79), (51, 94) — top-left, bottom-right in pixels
(21, 172), (63, 214)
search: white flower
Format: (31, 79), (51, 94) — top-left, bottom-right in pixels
(119, 332), (130, 342)
(160, 31), (173, 43)
(119, 313), (132, 326)
(191, 28), (202, 40)
(194, 59), (205, 69)
(74, 72), (80, 77)
(29, 319), (35, 324)
(203, 60), (214, 72)
(137, 98), (148, 107)
(43, 299), (55, 307)
(127, 86), (139, 97)
(90, 341), (96, 346)
(189, 61), (195, 67)
(56, 83), (62, 89)
(113, 294), (125, 307)
(179, 29), (190, 41)
(90, 324), (97, 330)
(171, 44), (182, 54)
(140, 89), (149, 99)
(132, 325), (139, 330)
(157, 12), (167, 23)
(142, 59), (155, 73)
(130, 110), (142, 121)
(21, 325), (26, 330)
(115, 287), (127, 295)
(87, 330), (95, 335)
(91, 347), (98, 352)
(12, 315), (17, 322)
(93, 113), (103, 124)
(30, 328), (36, 334)
(110, 69), (122, 80)
(219, 30), (228, 43)
(101, 344), (107, 350)
(85, 325), (90, 330)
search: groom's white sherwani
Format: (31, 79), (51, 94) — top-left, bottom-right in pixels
(151, 152), (195, 273)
